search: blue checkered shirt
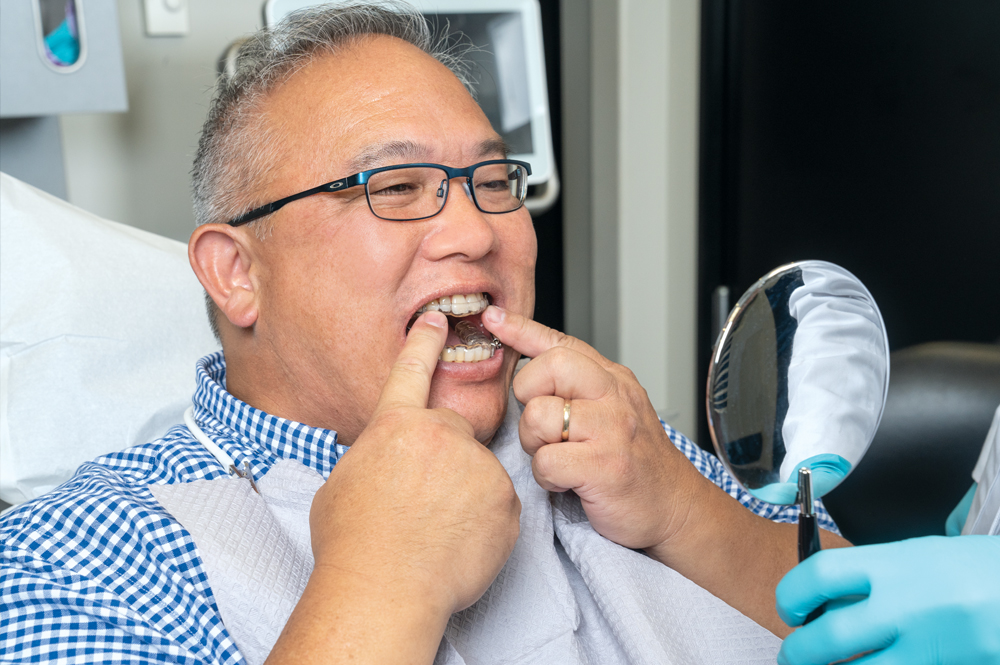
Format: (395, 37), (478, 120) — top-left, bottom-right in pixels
(1, 351), (838, 663)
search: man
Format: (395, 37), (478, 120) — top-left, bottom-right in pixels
(1, 4), (847, 662)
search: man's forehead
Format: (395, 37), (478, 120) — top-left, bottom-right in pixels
(347, 137), (510, 172)
(261, 37), (502, 181)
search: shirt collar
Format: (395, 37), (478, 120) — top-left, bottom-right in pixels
(191, 351), (347, 479)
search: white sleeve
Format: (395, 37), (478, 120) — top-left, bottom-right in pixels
(779, 265), (889, 483)
(963, 405), (1000, 536)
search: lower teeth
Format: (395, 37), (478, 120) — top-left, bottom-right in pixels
(441, 344), (494, 363)
(440, 319), (501, 363)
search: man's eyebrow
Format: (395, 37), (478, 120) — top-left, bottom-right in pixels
(476, 137), (510, 159)
(347, 140), (425, 173)
(346, 137), (511, 174)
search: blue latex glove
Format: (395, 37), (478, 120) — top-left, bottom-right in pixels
(776, 535), (1000, 665)
(749, 454), (851, 505)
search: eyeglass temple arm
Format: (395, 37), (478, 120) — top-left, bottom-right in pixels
(227, 176), (354, 227)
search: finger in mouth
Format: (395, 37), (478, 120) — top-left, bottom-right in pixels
(409, 292), (502, 363)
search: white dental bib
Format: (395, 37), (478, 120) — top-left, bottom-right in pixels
(151, 394), (781, 664)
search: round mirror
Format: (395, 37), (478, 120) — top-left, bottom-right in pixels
(707, 260), (890, 506)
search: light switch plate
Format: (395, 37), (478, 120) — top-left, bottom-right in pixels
(143, 0), (189, 36)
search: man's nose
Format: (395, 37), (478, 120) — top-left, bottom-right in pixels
(422, 177), (499, 262)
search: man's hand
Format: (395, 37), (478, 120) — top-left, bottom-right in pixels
(482, 305), (850, 637)
(310, 310), (520, 612)
(482, 305), (697, 554)
(267, 311), (520, 664)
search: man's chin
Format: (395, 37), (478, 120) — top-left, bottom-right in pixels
(428, 348), (516, 444)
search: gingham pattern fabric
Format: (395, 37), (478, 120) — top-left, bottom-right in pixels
(1, 352), (837, 663)
(661, 420), (840, 532)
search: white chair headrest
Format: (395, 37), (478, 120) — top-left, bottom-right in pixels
(0, 173), (220, 505)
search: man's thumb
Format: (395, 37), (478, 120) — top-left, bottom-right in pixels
(375, 311), (449, 412)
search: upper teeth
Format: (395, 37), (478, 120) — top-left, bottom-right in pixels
(417, 292), (488, 317)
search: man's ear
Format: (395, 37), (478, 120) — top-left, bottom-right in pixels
(188, 224), (259, 329)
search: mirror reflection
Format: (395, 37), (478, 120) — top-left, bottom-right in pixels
(707, 260), (890, 505)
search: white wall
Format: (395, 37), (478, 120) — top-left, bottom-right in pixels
(622, 0), (699, 435)
(60, 0), (263, 242)
(562, 0), (700, 437)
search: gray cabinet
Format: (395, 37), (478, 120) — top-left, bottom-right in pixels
(1, 0), (127, 118)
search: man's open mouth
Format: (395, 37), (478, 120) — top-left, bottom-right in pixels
(411, 292), (502, 364)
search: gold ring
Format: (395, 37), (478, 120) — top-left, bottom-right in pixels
(561, 400), (571, 441)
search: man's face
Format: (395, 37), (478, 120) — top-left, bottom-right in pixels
(241, 36), (537, 445)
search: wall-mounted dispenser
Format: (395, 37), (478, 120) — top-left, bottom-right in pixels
(1, 0), (128, 198)
(1, 0), (127, 117)
(35, 0), (85, 71)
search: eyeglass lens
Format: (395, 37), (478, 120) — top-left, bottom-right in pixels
(365, 163), (527, 221)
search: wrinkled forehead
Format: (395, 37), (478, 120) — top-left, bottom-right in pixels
(261, 36), (502, 179)
(345, 137), (509, 174)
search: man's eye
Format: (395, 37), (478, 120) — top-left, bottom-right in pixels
(370, 182), (420, 197)
(476, 179), (508, 192)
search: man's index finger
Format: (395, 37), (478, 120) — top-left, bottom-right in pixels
(482, 305), (610, 368)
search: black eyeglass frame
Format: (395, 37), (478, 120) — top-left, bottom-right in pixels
(227, 159), (533, 227)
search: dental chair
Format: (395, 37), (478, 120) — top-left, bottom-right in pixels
(0, 173), (219, 509)
(823, 342), (1000, 545)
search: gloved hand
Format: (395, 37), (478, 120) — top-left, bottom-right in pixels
(749, 454), (852, 505)
(776, 535), (1000, 665)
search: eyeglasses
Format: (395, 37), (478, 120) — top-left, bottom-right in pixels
(227, 159), (532, 226)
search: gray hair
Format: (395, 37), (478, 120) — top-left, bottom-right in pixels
(191, 1), (474, 237)
(192, 2), (475, 342)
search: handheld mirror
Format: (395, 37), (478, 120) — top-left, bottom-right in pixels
(707, 260), (890, 563)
